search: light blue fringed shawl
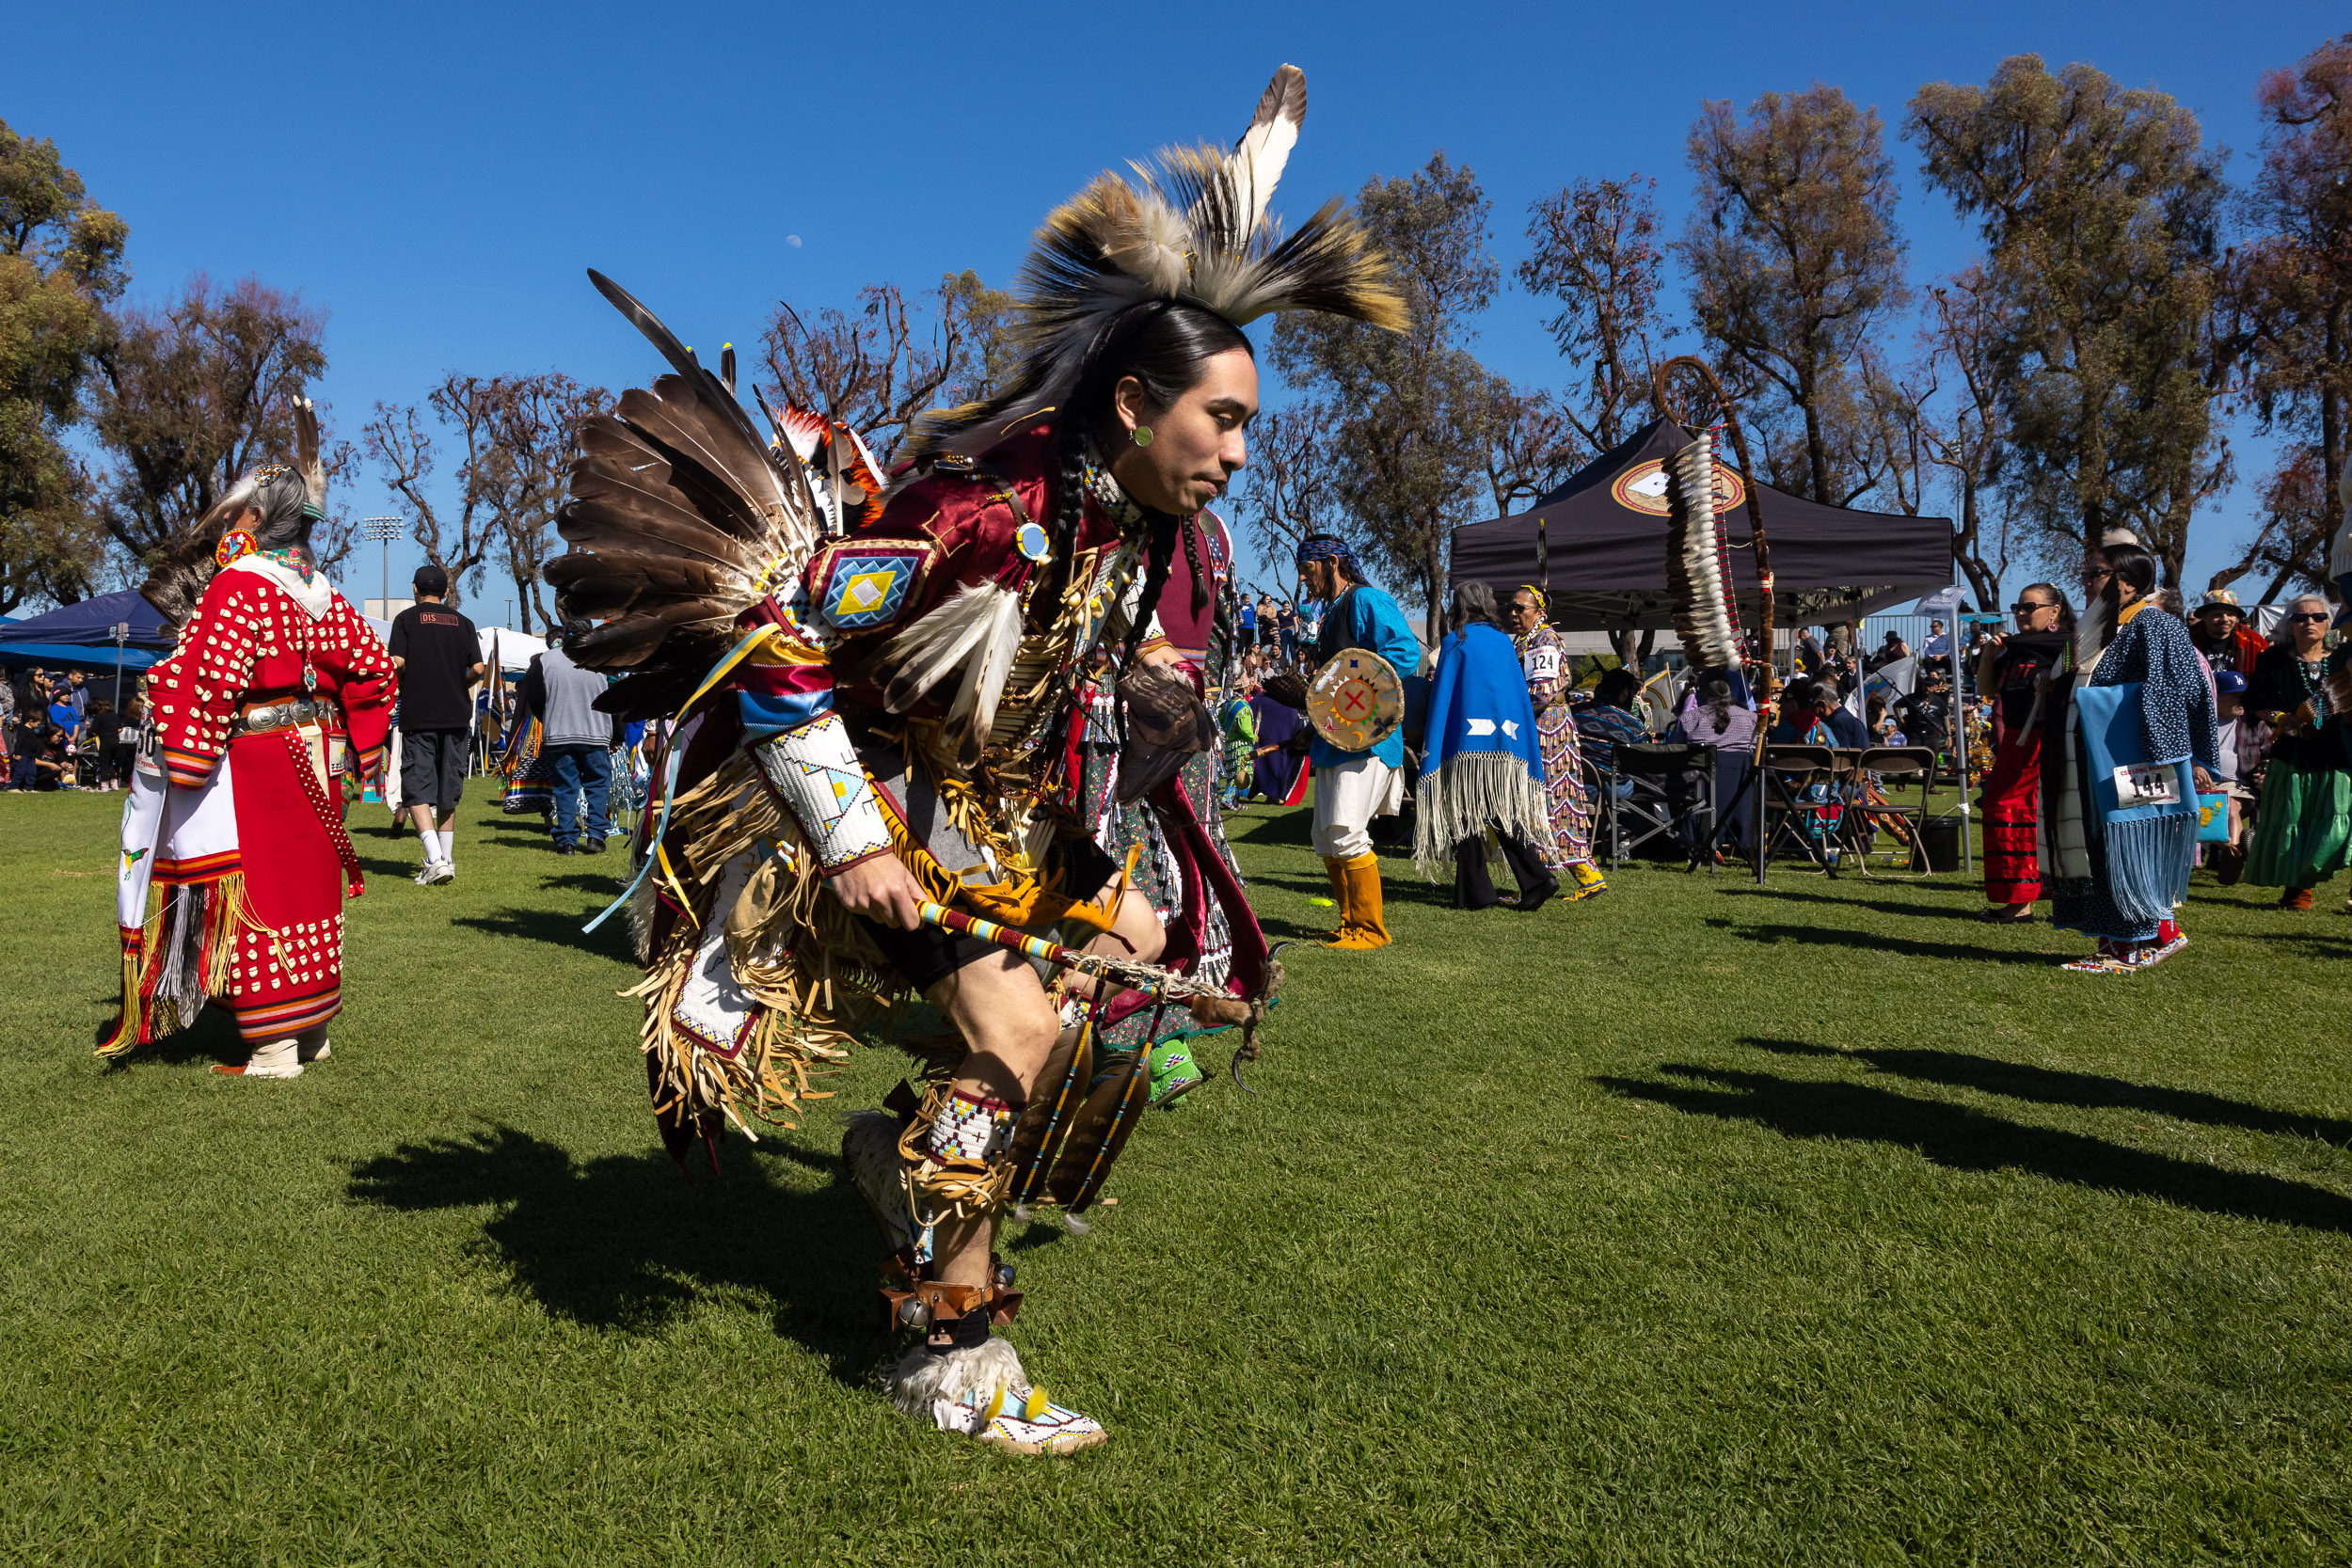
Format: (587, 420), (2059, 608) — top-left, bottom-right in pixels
(1412, 622), (1552, 875)
(2074, 679), (2198, 927)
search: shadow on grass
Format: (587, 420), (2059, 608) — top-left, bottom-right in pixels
(452, 905), (636, 962)
(541, 871), (627, 895)
(347, 1125), (885, 1380)
(1723, 922), (2058, 965)
(2238, 930), (2352, 954)
(99, 1003), (246, 1069)
(1743, 1037), (2352, 1146)
(1598, 1063), (2352, 1235)
(1721, 886), (1996, 923)
(485, 832), (558, 852)
(1222, 806), (1315, 849)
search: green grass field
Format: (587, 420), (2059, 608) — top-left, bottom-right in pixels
(3, 784), (2349, 1564)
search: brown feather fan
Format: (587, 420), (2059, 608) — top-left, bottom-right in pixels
(548, 273), (825, 678)
(593, 666), (707, 721)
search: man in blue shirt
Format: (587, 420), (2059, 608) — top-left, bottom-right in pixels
(1295, 532), (1422, 950)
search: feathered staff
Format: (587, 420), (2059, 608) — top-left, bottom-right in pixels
(1663, 425), (1741, 674)
(1651, 356), (1775, 718)
(1653, 357), (1778, 879)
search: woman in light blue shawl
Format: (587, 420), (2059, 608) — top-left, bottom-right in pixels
(2045, 544), (2219, 972)
(1414, 580), (1558, 911)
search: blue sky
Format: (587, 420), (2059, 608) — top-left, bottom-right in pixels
(6, 0), (2342, 618)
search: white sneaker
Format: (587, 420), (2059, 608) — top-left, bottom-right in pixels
(415, 859), (453, 885)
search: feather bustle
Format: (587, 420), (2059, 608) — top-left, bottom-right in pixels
(550, 275), (832, 682)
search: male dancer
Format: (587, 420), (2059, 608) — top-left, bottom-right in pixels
(548, 67), (1402, 1451)
(1294, 532), (1421, 949)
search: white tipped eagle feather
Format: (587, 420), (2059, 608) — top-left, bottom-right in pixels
(1230, 64), (1306, 237)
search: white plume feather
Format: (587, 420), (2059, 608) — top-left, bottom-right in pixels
(1230, 64), (1306, 237)
(880, 582), (1006, 713)
(946, 585), (1027, 763)
(1104, 195), (1195, 296)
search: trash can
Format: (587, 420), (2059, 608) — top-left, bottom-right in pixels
(1911, 815), (1966, 874)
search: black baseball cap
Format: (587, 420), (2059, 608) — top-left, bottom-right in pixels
(413, 562), (449, 596)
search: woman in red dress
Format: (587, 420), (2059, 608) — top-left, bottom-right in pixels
(1975, 583), (2074, 922)
(142, 458), (397, 1076)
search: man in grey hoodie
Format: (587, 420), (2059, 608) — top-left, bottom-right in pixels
(518, 619), (614, 855)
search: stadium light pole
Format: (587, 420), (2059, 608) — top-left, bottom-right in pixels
(362, 516), (402, 619)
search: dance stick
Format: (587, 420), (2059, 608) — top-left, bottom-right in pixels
(915, 901), (1202, 1004)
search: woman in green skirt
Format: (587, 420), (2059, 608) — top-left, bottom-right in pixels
(2244, 594), (2352, 910)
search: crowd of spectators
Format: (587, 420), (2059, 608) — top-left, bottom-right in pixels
(3, 668), (141, 792)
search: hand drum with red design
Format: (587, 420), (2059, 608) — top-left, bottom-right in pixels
(1306, 647), (1405, 752)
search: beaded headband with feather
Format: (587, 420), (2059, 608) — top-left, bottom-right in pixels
(903, 64), (1408, 465)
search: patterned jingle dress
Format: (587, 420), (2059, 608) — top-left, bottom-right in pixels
(1515, 622), (1605, 897)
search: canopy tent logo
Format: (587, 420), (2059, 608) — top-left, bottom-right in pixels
(1610, 457), (1745, 518)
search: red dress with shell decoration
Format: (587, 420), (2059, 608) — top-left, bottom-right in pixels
(147, 555), (396, 1041)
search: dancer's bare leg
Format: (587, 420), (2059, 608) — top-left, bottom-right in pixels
(923, 952), (1059, 1290)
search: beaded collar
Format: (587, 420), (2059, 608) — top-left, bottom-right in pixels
(1078, 451), (1143, 532)
(261, 546), (316, 586)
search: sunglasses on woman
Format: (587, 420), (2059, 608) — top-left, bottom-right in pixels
(2289, 611), (2330, 623)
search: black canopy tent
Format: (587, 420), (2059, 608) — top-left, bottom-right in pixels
(1448, 417), (1953, 631)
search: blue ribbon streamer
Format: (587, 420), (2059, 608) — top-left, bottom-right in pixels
(582, 742), (683, 935)
(579, 622), (783, 936)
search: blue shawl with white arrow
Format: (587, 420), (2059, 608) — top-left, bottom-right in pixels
(1412, 621), (1553, 875)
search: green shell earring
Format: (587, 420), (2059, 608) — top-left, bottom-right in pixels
(1132, 426), (1152, 448)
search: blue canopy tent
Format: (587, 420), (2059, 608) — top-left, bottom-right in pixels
(0, 591), (171, 697)
(0, 641), (161, 674)
(1, 590), (171, 648)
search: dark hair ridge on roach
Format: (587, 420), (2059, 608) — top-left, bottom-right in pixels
(1044, 300), (1252, 657)
(2100, 543), (2160, 598)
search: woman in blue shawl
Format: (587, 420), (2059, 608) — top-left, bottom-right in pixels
(1414, 580), (1558, 911)
(2043, 544), (2219, 972)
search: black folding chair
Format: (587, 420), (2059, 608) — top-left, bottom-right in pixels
(1848, 745), (1937, 877)
(1758, 744), (1841, 876)
(1605, 742), (1716, 869)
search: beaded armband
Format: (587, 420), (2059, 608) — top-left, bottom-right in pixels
(748, 710), (893, 875)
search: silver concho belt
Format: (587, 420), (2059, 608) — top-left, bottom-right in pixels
(232, 698), (329, 734)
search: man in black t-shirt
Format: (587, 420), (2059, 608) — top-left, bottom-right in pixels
(389, 563), (485, 885)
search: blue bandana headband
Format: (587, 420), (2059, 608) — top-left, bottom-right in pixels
(1295, 533), (1361, 578)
